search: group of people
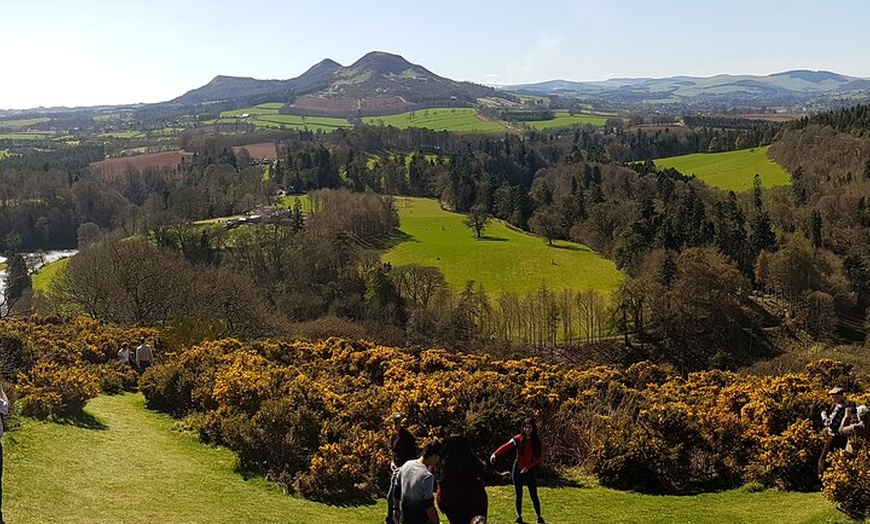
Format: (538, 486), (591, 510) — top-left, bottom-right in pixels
(818, 386), (869, 474)
(117, 336), (156, 373)
(388, 414), (545, 524)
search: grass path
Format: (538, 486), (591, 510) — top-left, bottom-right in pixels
(3, 394), (847, 523)
(4, 394), (379, 524)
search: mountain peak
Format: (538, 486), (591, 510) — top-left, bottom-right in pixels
(347, 51), (422, 76)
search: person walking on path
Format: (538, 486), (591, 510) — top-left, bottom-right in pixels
(0, 383), (10, 524)
(135, 337), (154, 374)
(394, 440), (442, 524)
(491, 418), (545, 524)
(437, 434), (508, 524)
(117, 341), (131, 367)
(387, 413), (418, 524)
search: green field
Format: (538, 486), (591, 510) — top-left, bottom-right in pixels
(3, 392), (845, 524)
(0, 149), (9, 160)
(383, 197), (623, 295)
(0, 132), (51, 140)
(363, 108), (509, 132)
(32, 257), (69, 293)
(98, 131), (145, 139)
(220, 104), (351, 131)
(525, 110), (611, 129)
(0, 117), (51, 130)
(653, 146), (791, 192)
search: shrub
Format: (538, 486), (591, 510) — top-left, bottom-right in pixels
(823, 445), (870, 520)
(746, 419), (824, 491)
(18, 362), (100, 418)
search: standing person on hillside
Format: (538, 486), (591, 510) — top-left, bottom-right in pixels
(818, 386), (854, 475)
(437, 434), (508, 524)
(387, 413), (417, 524)
(135, 336), (153, 374)
(0, 383), (10, 524)
(394, 440), (442, 524)
(490, 418), (545, 524)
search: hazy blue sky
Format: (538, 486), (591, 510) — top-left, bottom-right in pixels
(2, 0), (868, 109)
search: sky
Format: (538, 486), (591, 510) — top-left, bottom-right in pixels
(2, 0), (868, 110)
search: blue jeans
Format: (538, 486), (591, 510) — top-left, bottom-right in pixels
(386, 468), (399, 524)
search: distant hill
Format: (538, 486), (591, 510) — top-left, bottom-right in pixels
(505, 70), (870, 106)
(171, 51), (496, 116)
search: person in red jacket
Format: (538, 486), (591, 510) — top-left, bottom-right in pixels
(436, 434), (508, 524)
(490, 418), (544, 524)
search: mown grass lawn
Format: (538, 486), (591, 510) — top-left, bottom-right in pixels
(2, 394), (847, 524)
(653, 145), (791, 192)
(383, 197), (623, 296)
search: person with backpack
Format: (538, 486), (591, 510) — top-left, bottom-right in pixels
(490, 418), (545, 524)
(387, 413), (417, 524)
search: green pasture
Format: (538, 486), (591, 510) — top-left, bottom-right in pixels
(0, 117), (51, 129)
(0, 132), (51, 140)
(3, 393), (845, 524)
(653, 146), (791, 192)
(221, 104), (282, 118)
(31, 257), (69, 293)
(525, 110), (611, 130)
(363, 108), (509, 132)
(383, 197), (623, 296)
(0, 149), (9, 160)
(255, 114), (351, 129)
(98, 131), (145, 139)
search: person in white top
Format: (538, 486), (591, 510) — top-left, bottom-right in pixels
(0, 383), (10, 524)
(135, 337), (154, 373)
(117, 342), (130, 365)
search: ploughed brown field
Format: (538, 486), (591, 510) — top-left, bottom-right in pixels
(89, 151), (193, 180)
(232, 142), (278, 160)
(289, 95), (413, 117)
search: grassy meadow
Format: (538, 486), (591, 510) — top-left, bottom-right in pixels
(524, 110), (611, 129)
(32, 257), (69, 293)
(220, 104), (351, 131)
(363, 108), (509, 132)
(653, 145), (791, 192)
(0, 132), (51, 140)
(2, 393), (846, 524)
(0, 149), (9, 160)
(383, 197), (623, 296)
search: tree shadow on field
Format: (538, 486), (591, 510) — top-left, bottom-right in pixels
(55, 411), (108, 430)
(385, 229), (418, 249)
(549, 243), (589, 252)
(478, 235), (508, 242)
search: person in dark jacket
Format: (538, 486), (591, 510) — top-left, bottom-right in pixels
(491, 418), (545, 524)
(387, 413), (417, 524)
(437, 434), (508, 524)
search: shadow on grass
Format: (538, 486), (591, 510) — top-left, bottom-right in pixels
(236, 468), (378, 507)
(477, 235), (508, 242)
(385, 229), (418, 249)
(55, 411), (108, 430)
(539, 475), (585, 489)
(549, 243), (590, 252)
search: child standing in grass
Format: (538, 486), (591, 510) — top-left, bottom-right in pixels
(491, 418), (545, 524)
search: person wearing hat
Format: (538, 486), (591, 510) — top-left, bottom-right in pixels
(818, 386), (854, 474)
(386, 413), (417, 524)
